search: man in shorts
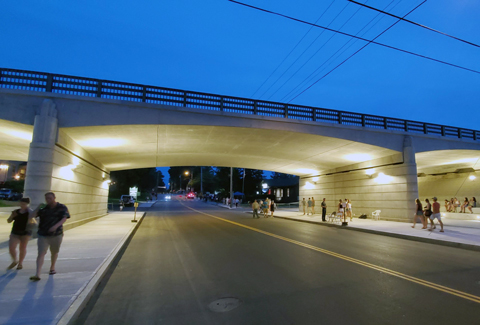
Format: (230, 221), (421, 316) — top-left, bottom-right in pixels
(30, 192), (70, 281)
(307, 198), (312, 215)
(429, 197), (444, 232)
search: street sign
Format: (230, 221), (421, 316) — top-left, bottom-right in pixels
(129, 187), (138, 198)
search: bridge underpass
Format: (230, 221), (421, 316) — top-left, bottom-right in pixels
(1, 69), (480, 226)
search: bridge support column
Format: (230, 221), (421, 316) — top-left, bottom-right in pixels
(24, 99), (58, 207)
(24, 99), (109, 226)
(299, 136), (419, 222)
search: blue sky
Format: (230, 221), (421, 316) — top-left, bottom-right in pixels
(2, 1), (479, 186)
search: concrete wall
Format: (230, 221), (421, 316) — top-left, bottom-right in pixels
(50, 130), (109, 226)
(299, 154), (418, 221)
(418, 172), (479, 209)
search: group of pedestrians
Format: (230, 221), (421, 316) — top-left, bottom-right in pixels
(6, 192), (70, 281)
(301, 197), (316, 215)
(251, 198), (275, 218)
(412, 197), (444, 232)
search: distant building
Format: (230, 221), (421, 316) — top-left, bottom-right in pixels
(0, 161), (27, 184)
(262, 178), (299, 203)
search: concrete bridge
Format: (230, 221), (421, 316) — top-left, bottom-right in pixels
(1, 68), (479, 224)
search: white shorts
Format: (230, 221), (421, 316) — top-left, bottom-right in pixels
(430, 213), (441, 221)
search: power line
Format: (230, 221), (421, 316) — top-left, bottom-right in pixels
(228, 0), (480, 75)
(259, 1), (349, 100)
(348, 0), (480, 48)
(250, 0), (336, 98)
(288, 0), (428, 103)
(265, 1), (366, 101)
(281, 0), (402, 102)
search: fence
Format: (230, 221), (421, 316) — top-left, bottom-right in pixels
(0, 67), (478, 141)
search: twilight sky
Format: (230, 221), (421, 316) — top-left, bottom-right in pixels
(1, 0), (479, 185)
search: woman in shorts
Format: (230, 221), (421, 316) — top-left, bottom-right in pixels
(412, 198), (425, 229)
(7, 198), (33, 270)
(467, 197), (477, 213)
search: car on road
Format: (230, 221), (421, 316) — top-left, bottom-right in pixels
(0, 188), (22, 201)
(186, 192), (195, 199)
(120, 195), (135, 207)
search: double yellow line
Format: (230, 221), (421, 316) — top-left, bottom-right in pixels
(183, 204), (480, 304)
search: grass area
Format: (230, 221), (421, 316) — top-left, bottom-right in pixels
(0, 200), (20, 207)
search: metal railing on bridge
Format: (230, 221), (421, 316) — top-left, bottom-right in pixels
(0, 67), (478, 141)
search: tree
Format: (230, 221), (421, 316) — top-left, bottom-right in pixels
(109, 168), (158, 198)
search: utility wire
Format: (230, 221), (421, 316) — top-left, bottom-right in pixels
(266, 1), (366, 101)
(281, 0), (401, 102)
(288, 0), (428, 102)
(228, 0), (480, 76)
(259, 1), (349, 99)
(250, 0), (336, 98)
(348, 0), (480, 48)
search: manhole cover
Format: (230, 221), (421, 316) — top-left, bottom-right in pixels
(208, 297), (241, 313)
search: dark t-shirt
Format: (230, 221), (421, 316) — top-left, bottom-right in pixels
(321, 201), (327, 209)
(37, 203), (70, 237)
(11, 209), (31, 236)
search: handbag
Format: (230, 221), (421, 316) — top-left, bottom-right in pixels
(424, 210), (432, 217)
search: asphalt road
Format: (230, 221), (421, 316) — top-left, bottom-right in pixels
(77, 197), (480, 325)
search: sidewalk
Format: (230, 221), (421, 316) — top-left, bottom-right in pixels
(248, 209), (480, 251)
(0, 211), (144, 325)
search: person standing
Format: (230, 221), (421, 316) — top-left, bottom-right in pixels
(252, 200), (260, 219)
(301, 198), (306, 215)
(270, 199), (276, 218)
(262, 200), (269, 218)
(321, 198), (327, 222)
(346, 199), (352, 222)
(429, 197), (444, 232)
(337, 199), (344, 222)
(411, 198), (425, 229)
(311, 197), (316, 215)
(30, 192), (70, 281)
(307, 198), (312, 215)
(6, 198), (33, 270)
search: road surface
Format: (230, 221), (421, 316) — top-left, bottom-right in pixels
(77, 197), (480, 324)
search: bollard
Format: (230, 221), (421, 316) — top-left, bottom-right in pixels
(132, 201), (139, 222)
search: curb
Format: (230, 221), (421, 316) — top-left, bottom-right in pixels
(56, 212), (146, 325)
(273, 215), (480, 252)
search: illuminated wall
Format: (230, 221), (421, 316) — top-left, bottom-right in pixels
(417, 172), (479, 211)
(50, 130), (109, 226)
(299, 155), (418, 221)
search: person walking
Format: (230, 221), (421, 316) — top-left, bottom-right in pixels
(429, 197), (444, 232)
(270, 199), (276, 218)
(307, 198), (312, 216)
(321, 198), (327, 222)
(252, 200), (260, 219)
(311, 198), (315, 215)
(411, 198), (425, 229)
(6, 198), (33, 270)
(29, 192), (70, 281)
(337, 199), (344, 222)
(301, 198), (306, 215)
(424, 198), (434, 229)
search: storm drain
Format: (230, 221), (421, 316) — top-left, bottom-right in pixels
(208, 297), (241, 313)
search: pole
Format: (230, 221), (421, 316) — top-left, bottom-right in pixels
(200, 167), (203, 195)
(230, 167), (233, 209)
(242, 168), (245, 199)
(179, 175), (181, 192)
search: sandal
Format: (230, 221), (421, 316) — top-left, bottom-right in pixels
(29, 276), (41, 281)
(49, 270), (56, 275)
(7, 262), (18, 270)
(440, 230), (444, 232)
(17, 265), (23, 270)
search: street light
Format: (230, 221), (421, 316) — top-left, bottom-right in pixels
(0, 164), (8, 183)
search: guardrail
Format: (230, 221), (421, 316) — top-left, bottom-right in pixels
(0, 67), (478, 141)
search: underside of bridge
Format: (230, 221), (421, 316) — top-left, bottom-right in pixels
(1, 91), (480, 224)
